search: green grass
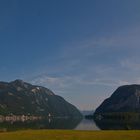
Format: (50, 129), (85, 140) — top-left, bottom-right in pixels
(0, 130), (140, 140)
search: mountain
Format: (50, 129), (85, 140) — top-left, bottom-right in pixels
(81, 110), (94, 116)
(95, 85), (140, 115)
(0, 80), (82, 118)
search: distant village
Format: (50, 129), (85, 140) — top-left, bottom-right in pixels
(0, 114), (50, 123)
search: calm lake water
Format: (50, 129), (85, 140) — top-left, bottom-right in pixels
(75, 119), (100, 130)
(1, 118), (140, 131)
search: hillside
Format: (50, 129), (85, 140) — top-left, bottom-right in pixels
(0, 80), (82, 118)
(95, 85), (140, 115)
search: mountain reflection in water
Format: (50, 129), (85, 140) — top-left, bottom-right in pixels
(94, 118), (140, 130)
(0, 118), (82, 132)
(1, 117), (140, 131)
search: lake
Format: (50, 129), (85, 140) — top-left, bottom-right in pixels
(1, 117), (140, 131)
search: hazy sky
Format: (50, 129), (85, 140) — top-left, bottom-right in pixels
(0, 0), (140, 110)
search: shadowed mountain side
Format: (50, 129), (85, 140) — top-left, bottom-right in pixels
(95, 85), (140, 114)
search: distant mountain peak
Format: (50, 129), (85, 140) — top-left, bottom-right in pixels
(11, 79), (24, 83)
(11, 79), (29, 85)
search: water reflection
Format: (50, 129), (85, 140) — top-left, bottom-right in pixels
(94, 118), (140, 130)
(75, 119), (99, 130)
(1, 117), (139, 131)
(0, 118), (82, 132)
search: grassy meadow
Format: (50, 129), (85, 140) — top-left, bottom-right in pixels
(0, 130), (140, 140)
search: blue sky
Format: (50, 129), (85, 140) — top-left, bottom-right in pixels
(0, 0), (140, 110)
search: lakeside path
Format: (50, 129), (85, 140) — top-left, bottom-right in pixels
(0, 130), (140, 140)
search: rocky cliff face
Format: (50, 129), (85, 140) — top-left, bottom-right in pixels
(0, 80), (82, 118)
(95, 85), (140, 114)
